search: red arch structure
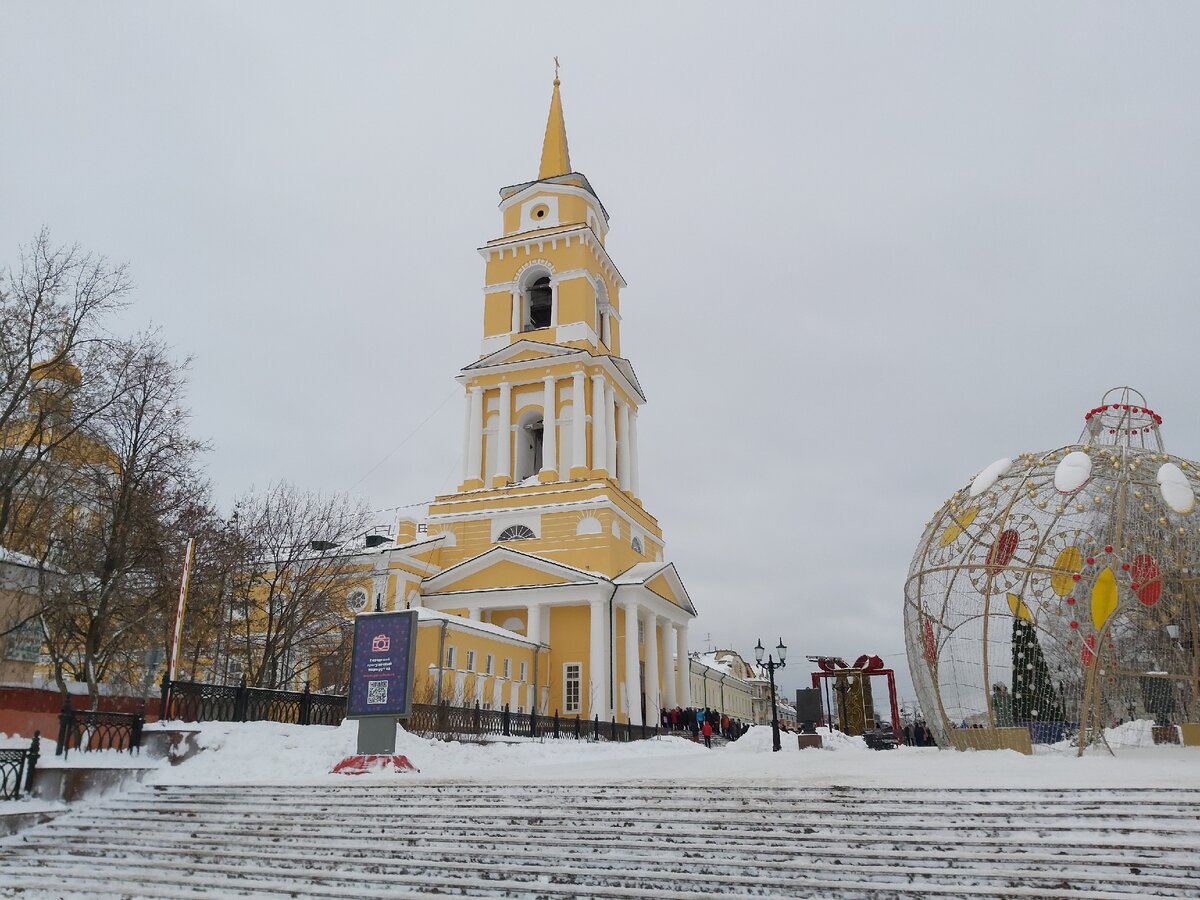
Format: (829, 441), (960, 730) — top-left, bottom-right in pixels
(810, 655), (903, 744)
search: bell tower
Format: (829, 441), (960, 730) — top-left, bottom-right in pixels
(426, 74), (662, 578)
(415, 73), (697, 726)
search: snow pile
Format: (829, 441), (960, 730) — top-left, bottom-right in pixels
(150, 721), (709, 785)
(1105, 719), (1158, 748)
(818, 728), (869, 751)
(726, 726), (868, 753)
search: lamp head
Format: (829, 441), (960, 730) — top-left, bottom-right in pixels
(777, 639), (788, 664)
(754, 639), (765, 664)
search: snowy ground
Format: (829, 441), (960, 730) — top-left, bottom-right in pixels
(122, 718), (1200, 789)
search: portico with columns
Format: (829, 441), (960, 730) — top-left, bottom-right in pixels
(405, 73), (696, 724)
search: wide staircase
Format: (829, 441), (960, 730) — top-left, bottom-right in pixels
(2, 783), (1199, 897)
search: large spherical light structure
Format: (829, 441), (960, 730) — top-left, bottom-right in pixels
(904, 388), (1199, 751)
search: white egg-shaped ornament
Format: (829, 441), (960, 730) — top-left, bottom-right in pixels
(970, 457), (1012, 497)
(1157, 462), (1196, 514)
(1054, 450), (1092, 493)
(904, 389), (1198, 754)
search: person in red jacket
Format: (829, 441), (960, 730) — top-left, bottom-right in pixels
(701, 719), (713, 748)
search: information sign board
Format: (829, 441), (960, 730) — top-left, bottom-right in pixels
(347, 609), (418, 719)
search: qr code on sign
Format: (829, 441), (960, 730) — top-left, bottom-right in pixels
(366, 680), (388, 705)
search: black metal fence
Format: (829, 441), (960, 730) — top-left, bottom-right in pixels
(0, 732), (40, 800)
(56, 705), (143, 759)
(407, 703), (660, 743)
(160, 677), (660, 743)
(161, 676), (345, 727)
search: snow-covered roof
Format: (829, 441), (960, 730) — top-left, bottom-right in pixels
(414, 607), (539, 647)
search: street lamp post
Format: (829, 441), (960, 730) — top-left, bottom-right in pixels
(754, 638), (788, 752)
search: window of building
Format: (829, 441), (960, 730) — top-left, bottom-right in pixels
(515, 411), (544, 481)
(466, 650), (476, 672)
(498, 524), (536, 541)
(631, 536), (643, 555)
(485, 654), (494, 675)
(524, 276), (552, 331)
(519, 662), (528, 683)
(345, 589), (369, 613)
(502, 658), (511, 679)
(564, 663), (582, 714)
(445, 646), (456, 669)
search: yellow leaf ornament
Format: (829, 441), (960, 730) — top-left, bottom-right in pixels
(1091, 567), (1118, 631)
(1007, 593), (1034, 622)
(1050, 547), (1083, 596)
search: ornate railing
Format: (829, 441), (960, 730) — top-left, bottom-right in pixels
(56, 705), (143, 759)
(0, 733), (40, 800)
(162, 676), (346, 727)
(406, 703), (659, 743)
(160, 677), (659, 743)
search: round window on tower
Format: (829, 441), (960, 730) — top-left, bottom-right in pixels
(531, 204), (549, 220)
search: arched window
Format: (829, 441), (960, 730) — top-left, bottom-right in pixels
(514, 410), (544, 482)
(525, 276), (552, 331)
(631, 537), (643, 555)
(498, 524), (536, 541)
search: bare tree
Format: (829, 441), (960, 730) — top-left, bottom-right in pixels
(226, 482), (370, 690)
(0, 229), (132, 557)
(38, 335), (207, 706)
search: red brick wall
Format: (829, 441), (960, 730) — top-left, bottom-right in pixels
(0, 686), (159, 741)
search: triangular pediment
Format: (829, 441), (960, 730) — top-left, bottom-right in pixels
(463, 340), (580, 372)
(615, 561), (696, 615)
(423, 546), (605, 594)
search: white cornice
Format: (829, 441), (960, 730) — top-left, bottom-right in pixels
(498, 181), (610, 230)
(479, 227), (626, 289)
(426, 492), (662, 542)
(457, 347), (645, 405)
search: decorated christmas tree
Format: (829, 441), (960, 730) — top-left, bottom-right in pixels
(1011, 616), (1064, 724)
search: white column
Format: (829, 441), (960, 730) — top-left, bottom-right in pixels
(589, 599), (608, 719)
(550, 279), (559, 326)
(617, 401), (632, 492)
(511, 289), (521, 333)
(541, 376), (557, 478)
(623, 600), (642, 725)
(465, 386), (483, 485)
(676, 624), (691, 708)
(468, 608), (481, 621)
(591, 373), (607, 475)
(643, 610), (660, 719)
(660, 616), (675, 709)
(571, 371), (587, 473)
(628, 407), (641, 499)
(461, 392), (472, 483)
(605, 385), (617, 478)
(494, 381), (511, 485)
(602, 311), (612, 347)
(526, 603), (542, 645)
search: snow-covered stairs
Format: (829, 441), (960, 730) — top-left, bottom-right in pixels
(3, 783), (1199, 898)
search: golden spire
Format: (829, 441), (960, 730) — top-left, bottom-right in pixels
(538, 59), (571, 180)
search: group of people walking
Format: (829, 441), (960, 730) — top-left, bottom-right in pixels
(660, 706), (748, 748)
(903, 720), (936, 746)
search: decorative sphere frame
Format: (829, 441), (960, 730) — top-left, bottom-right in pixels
(904, 388), (1200, 752)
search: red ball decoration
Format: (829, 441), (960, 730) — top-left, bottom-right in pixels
(1105, 545), (1113, 553)
(1086, 557), (1095, 565)
(1070, 621), (1079, 629)
(1072, 573), (1081, 581)
(1121, 562), (1130, 571)
(1067, 597), (1076, 605)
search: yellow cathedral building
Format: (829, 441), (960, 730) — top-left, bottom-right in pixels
(326, 75), (696, 725)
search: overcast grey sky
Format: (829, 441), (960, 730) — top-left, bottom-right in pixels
(4, 4), (1200, 703)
